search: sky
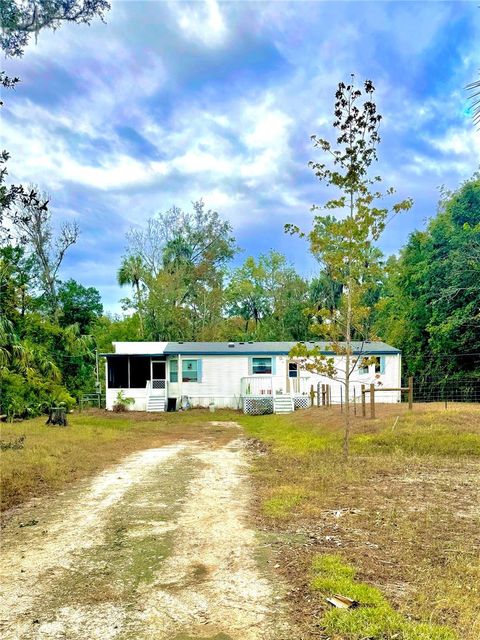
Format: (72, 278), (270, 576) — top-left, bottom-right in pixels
(2, 0), (480, 312)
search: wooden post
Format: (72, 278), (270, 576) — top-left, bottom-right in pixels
(317, 383), (321, 407)
(322, 384), (326, 407)
(309, 384), (315, 407)
(340, 386), (343, 413)
(361, 384), (366, 417)
(408, 376), (413, 410)
(370, 383), (375, 419)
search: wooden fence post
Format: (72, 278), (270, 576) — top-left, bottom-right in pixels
(408, 376), (413, 410)
(322, 384), (326, 407)
(370, 383), (375, 419)
(310, 384), (315, 407)
(361, 384), (366, 417)
(317, 383), (321, 407)
(327, 385), (331, 407)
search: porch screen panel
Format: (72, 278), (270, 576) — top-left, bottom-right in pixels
(108, 356), (128, 388)
(129, 356), (151, 388)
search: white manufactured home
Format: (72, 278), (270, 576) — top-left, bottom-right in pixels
(102, 341), (402, 414)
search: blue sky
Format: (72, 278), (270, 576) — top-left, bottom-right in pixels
(3, 0), (480, 312)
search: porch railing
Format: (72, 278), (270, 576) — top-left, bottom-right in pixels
(241, 376), (274, 396)
(240, 375), (311, 397)
(147, 379), (168, 397)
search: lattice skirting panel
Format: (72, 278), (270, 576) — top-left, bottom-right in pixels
(293, 396), (311, 410)
(243, 397), (274, 415)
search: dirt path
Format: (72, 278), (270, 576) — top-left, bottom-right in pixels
(0, 424), (291, 640)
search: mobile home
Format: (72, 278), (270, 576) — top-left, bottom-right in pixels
(102, 341), (401, 414)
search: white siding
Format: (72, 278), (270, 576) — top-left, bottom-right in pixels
(105, 388), (148, 411)
(105, 351), (402, 410)
(113, 341), (167, 354)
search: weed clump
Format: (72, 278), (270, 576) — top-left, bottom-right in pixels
(311, 554), (457, 640)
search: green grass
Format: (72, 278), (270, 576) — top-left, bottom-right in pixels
(311, 555), (457, 640)
(238, 404), (480, 639)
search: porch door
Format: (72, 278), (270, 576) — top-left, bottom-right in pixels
(151, 360), (166, 381)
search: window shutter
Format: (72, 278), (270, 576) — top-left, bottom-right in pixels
(380, 356), (386, 374)
(272, 357), (276, 375)
(197, 359), (203, 383)
(248, 356), (253, 375)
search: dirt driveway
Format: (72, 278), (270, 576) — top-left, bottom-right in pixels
(0, 422), (291, 640)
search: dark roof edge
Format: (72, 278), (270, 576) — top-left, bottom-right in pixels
(100, 349), (400, 357)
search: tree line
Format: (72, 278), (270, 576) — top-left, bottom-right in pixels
(1, 1), (479, 421)
(2, 169), (478, 418)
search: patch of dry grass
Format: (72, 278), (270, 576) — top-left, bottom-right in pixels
(239, 403), (480, 639)
(0, 408), (239, 514)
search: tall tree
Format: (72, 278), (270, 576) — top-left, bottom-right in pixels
(226, 251), (309, 339)
(125, 201), (238, 340)
(375, 174), (480, 379)
(58, 279), (103, 333)
(13, 188), (80, 316)
(288, 77), (412, 457)
(117, 255), (146, 337)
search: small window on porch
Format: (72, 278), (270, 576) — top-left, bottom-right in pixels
(288, 362), (298, 378)
(252, 357), (272, 375)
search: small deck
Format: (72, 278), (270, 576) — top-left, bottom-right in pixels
(240, 376), (311, 414)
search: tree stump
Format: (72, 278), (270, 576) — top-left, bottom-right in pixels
(46, 407), (68, 426)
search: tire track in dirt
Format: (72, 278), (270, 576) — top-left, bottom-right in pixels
(132, 437), (291, 639)
(0, 425), (292, 640)
(0, 444), (186, 638)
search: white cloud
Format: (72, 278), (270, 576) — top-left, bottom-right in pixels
(174, 0), (228, 47)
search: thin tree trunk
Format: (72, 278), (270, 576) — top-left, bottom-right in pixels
(135, 281), (144, 338)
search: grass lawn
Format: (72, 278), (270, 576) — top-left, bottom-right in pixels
(0, 408), (236, 514)
(238, 403), (480, 640)
(2, 403), (479, 639)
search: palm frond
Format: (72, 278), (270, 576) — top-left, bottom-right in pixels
(467, 75), (480, 128)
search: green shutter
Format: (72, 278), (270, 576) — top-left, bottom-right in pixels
(197, 359), (203, 383)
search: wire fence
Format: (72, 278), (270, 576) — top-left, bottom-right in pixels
(407, 377), (480, 404)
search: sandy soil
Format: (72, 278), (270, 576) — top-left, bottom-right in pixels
(0, 424), (291, 639)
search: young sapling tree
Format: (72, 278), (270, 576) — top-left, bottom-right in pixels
(287, 76), (412, 457)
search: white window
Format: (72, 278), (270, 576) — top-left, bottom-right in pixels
(182, 359), (199, 382)
(252, 357), (272, 375)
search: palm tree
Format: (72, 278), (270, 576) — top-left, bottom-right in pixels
(117, 255), (145, 337)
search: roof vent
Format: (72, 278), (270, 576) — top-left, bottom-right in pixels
(248, 341), (254, 344)
(178, 341), (184, 344)
(239, 341), (245, 344)
(228, 342), (235, 347)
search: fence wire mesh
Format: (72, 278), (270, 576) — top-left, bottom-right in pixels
(406, 377), (480, 404)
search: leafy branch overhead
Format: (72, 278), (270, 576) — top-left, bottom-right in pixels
(0, 0), (111, 57)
